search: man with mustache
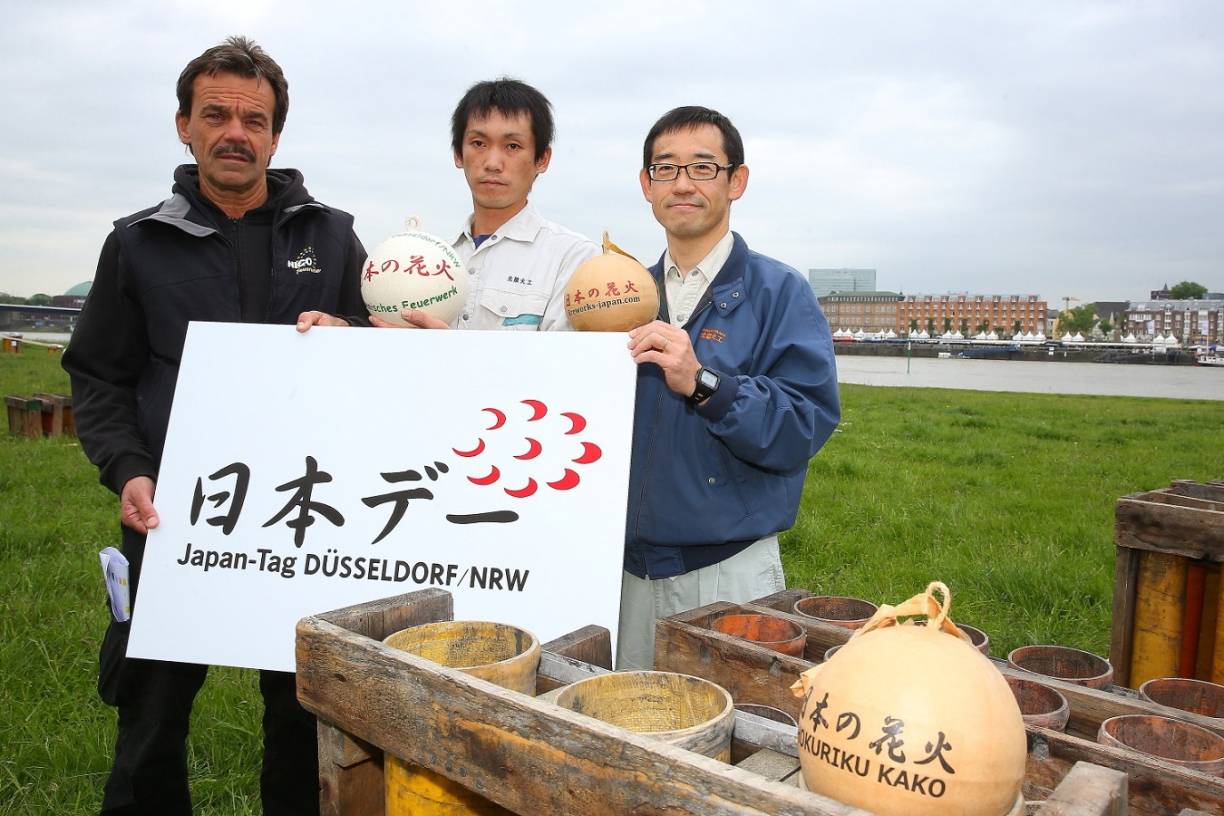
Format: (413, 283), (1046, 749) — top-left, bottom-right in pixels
(618, 106), (840, 669)
(375, 78), (598, 330)
(62, 36), (365, 815)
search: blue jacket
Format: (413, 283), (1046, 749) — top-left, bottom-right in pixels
(624, 233), (840, 578)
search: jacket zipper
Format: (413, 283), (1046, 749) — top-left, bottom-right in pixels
(230, 217), (243, 319)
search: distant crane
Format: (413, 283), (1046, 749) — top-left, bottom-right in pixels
(1058, 296), (1081, 337)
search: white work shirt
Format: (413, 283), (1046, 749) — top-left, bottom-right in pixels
(663, 230), (734, 327)
(452, 204), (599, 331)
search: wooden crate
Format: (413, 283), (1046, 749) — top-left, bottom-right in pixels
(1111, 480), (1224, 688)
(656, 592), (1223, 816)
(297, 589), (1127, 816)
(6, 396), (41, 437)
(5, 393), (74, 437)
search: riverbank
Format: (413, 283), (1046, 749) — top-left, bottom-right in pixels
(836, 354), (1224, 400)
(834, 340), (1199, 365)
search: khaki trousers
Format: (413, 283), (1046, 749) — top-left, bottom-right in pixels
(616, 536), (785, 670)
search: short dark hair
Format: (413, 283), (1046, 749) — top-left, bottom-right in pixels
(451, 79), (554, 162)
(177, 36), (289, 135)
(642, 106), (744, 170)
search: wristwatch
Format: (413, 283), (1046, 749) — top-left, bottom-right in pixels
(688, 367), (720, 404)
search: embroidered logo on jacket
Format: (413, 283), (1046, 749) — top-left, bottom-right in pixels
(287, 246), (321, 275)
(699, 328), (726, 343)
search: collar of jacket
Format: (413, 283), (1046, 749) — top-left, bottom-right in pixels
(650, 231), (751, 327)
(130, 165), (327, 237)
(455, 202), (543, 246)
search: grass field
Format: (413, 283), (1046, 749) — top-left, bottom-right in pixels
(3, 347), (1223, 814)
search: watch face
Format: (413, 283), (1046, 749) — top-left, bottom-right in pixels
(698, 369), (719, 390)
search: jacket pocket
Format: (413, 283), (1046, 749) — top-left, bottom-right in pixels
(478, 288), (548, 329)
(711, 437), (758, 518)
(98, 616), (130, 706)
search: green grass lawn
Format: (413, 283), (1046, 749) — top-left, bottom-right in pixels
(2, 348), (1222, 814)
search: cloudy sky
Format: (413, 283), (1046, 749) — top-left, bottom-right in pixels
(1, 1), (1220, 304)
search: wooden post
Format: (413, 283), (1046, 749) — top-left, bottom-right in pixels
(318, 721), (383, 816)
(303, 589), (452, 816)
(35, 394), (64, 436)
(56, 393), (74, 437)
(536, 625), (612, 695)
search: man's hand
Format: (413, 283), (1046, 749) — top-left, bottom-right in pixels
(628, 320), (701, 398)
(120, 476), (159, 534)
(295, 311), (350, 332)
(369, 309), (450, 330)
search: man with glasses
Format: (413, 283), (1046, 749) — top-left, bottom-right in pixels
(618, 106), (840, 670)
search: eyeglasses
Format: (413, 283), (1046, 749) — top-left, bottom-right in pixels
(646, 162), (735, 182)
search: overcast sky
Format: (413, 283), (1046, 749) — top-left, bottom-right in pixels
(1, 1), (1220, 304)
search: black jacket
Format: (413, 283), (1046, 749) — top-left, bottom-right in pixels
(63, 165), (367, 494)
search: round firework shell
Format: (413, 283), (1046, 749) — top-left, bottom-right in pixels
(565, 233), (659, 331)
(361, 226), (468, 326)
(791, 582), (1026, 816)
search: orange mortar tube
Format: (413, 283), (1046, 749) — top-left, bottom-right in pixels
(1179, 563), (1206, 677)
(1199, 564), (1220, 680)
(1130, 551), (1187, 686)
(1214, 564), (1224, 684)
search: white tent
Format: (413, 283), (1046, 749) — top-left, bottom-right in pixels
(987, 331), (999, 340)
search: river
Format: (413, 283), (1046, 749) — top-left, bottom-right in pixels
(13, 331), (1224, 401)
(836, 355), (1224, 401)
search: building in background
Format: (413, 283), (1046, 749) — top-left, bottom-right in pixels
(52, 281), (92, 308)
(1125, 300), (1222, 346)
(808, 268), (876, 298)
(897, 294), (1049, 335)
(1088, 301), (1128, 336)
(1, 282), (89, 331)
(818, 291), (902, 333)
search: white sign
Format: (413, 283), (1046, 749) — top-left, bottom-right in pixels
(127, 322), (635, 671)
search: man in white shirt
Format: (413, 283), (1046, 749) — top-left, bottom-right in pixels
(374, 79), (597, 330)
